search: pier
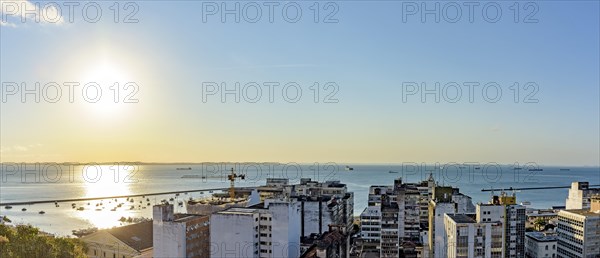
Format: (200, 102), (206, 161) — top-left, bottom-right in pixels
(0, 187), (246, 206)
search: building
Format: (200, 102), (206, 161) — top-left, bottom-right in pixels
(428, 186), (476, 257)
(526, 209), (558, 230)
(444, 214), (504, 258)
(290, 179), (354, 239)
(556, 209), (600, 258)
(153, 204), (210, 258)
(525, 232), (557, 258)
(265, 178), (354, 258)
(210, 198), (302, 258)
(591, 194), (600, 212)
(478, 193), (527, 258)
(360, 205), (381, 243)
(565, 182), (600, 210)
(504, 204), (527, 258)
(299, 230), (346, 258)
(82, 220), (153, 258)
(360, 176), (438, 258)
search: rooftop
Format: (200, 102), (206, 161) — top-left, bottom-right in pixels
(526, 232), (557, 242)
(446, 214), (476, 224)
(560, 209), (600, 217)
(216, 207), (258, 215)
(173, 213), (208, 223)
(105, 221), (153, 251)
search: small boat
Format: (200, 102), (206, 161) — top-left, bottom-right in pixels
(389, 171), (399, 174)
(39, 211), (45, 214)
(21, 208), (27, 211)
(513, 167), (522, 170)
(474, 167), (481, 170)
(4, 205), (12, 209)
(560, 168), (570, 171)
(528, 168), (543, 171)
(344, 166), (354, 171)
(176, 167), (192, 170)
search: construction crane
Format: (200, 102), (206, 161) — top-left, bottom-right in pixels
(227, 168), (245, 199)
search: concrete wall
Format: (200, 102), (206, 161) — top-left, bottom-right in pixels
(269, 201), (301, 258)
(210, 212), (258, 258)
(153, 220), (186, 257)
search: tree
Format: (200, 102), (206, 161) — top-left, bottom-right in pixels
(533, 218), (547, 231)
(0, 224), (87, 258)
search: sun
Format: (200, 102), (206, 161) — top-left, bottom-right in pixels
(80, 62), (132, 118)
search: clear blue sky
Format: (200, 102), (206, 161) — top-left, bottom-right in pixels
(1, 1), (599, 165)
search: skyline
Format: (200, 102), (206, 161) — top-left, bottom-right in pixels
(1, 1), (599, 166)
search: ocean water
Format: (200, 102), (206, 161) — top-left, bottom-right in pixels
(0, 163), (598, 236)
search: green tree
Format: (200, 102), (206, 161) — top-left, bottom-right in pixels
(0, 224), (87, 258)
(533, 218), (547, 231)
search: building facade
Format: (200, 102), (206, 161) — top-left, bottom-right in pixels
(153, 204), (210, 258)
(210, 199), (302, 258)
(444, 213), (504, 258)
(556, 209), (600, 258)
(565, 182), (600, 210)
(525, 232), (557, 258)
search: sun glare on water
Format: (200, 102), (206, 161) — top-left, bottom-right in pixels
(74, 165), (139, 229)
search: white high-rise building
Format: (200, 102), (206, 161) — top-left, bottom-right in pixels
(565, 182), (600, 210)
(360, 177), (438, 257)
(153, 204), (210, 258)
(444, 213), (504, 258)
(428, 186), (476, 257)
(210, 198), (301, 258)
(556, 209), (600, 258)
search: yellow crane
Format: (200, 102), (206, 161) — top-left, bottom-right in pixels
(227, 168), (245, 199)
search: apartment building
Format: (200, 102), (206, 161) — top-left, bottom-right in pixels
(153, 204), (210, 258)
(444, 213), (504, 258)
(525, 232), (557, 258)
(210, 199), (302, 258)
(556, 209), (600, 258)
